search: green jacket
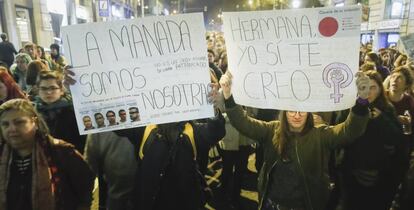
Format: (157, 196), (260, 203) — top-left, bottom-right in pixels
(225, 98), (369, 210)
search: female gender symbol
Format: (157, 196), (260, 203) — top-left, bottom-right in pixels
(322, 62), (353, 103)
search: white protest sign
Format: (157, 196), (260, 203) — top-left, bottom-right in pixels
(61, 13), (213, 135)
(222, 6), (361, 112)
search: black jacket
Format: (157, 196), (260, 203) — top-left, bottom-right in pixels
(35, 97), (86, 154)
(0, 41), (17, 67)
(135, 114), (225, 210)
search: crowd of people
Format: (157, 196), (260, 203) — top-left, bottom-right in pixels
(0, 28), (413, 210)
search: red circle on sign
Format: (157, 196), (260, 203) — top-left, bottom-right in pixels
(318, 17), (338, 37)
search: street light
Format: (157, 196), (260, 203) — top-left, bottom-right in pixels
(292, 0), (300, 8)
(248, 0), (253, 6)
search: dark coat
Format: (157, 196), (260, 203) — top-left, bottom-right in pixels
(0, 41), (17, 67)
(135, 115), (225, 210)
(35, 97), (86, 153)
(51, 139), (95, 209)
(224, 96), (369, 210)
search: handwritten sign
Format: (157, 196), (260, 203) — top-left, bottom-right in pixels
(222, 6), (361, 112)
(61, 13), (213, 135)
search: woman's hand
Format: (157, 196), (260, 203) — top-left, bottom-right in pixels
(208, 83), (225, 113)
(63, 65), (76, 87)
(369, 107), (382, 119)
(219, 71), (233, 99)
(355, 71), (370, 100)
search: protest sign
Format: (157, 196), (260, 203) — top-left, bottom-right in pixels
(61, 13), (213, 135)
(399, 33), (414, 59)
(222, 6), (361, 112)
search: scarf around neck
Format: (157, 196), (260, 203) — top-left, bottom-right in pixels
(0, 140), (56, 210)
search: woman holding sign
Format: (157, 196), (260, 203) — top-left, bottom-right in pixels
(218, 71), (370, 210)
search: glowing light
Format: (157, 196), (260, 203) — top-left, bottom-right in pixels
(292, 0), (300, 8)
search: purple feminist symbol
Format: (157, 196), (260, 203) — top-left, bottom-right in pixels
(322, 62), (353, 103)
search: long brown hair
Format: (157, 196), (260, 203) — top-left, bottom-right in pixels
(365, 70), (394, 112)
(274, 111), (314, 158)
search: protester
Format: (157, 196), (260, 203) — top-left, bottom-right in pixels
(218, 107), (256, 210)
(10, 53), (32, 91)
(34, 71), (86, 153)
(23, 42), (38, 60)
(340, 70), (406, 210)
(26, 60), (50, 100)
(49, 44), (67, 72)
(0, 99), (94, 210)
(385, 66), (414, 210)
(64, 65), (226, 210)
(365, 51), (390, 81)
(0, 66), (27, 105)
(0, 33), (18, 68)
(217, 71), (370, 210)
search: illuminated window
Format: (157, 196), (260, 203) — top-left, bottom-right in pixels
(386, 0), (404, 19)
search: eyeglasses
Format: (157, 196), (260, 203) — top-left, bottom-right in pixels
(39, 86), (61, 92)
(286, 111), (307, 117)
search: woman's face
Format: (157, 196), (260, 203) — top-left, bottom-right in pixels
(367, 79), (381, 103)
(390, 72), (408, 93)
(381, 53), (390, 63)
(16, 57), (28, 71)
(0, 110), (36, 152)
(0, 81), (8, 101)
(286, 111), (308, 132)
(38, 79), (64, 104)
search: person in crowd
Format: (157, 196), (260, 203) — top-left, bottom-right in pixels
(219, 52), (228, 74)
(0, 33), (18, 68)
(208, 49), (223, 81)
(135, 112), (225, 210)
(49, 43), (67, 72)
(119, 109), (127, 124)
(64, 66), (225, 210)
(83, 116), (95, 131)
(394, 54), (408, 68)
(385, 66), (414, 210)
(0, 99), (94, 210)
(36, 45), (46, 60)
(380, 49), (393, 71)
(129, 107), (140, 122)
(218, 106), (257, 210)
(36, 45), (51, 68)
(34, 71), (86, 153)
(0, 67), (27, 105)
(365, 51), (390, 81)
(217, 71), (370, 210)
(26, 60), (50, 100)
(106, 110), (118, 126)
(386, 66), (414, 144)
(340, 70), (406, 210)
(11, 53), (32, 91)
(23, 42), (38, 60)
(360, 62), (376, 72)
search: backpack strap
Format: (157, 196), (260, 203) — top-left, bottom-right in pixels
(139, 123), (197, 160)
(139, 124), (157, 160)
(183, 123), (197, 160)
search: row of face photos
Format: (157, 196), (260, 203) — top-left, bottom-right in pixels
(82, 107), (140, 131)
